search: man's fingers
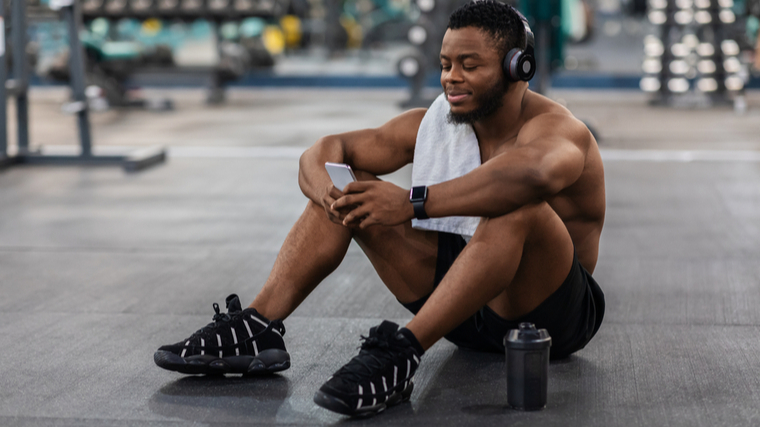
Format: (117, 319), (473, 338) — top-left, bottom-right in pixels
(328, 185), (343, 199)
(342, 212), (356, 225)
(358, 215), (378, 229)
(343, 205), (370, 225)
(323, 206), (342, 224)
(343, 181), (372, 194)
(333, 193), (363, 210)
(323, 194), (338, 214)
(322, 190), (347, 225)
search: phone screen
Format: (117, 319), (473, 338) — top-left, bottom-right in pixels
(325, 162), (357, 190)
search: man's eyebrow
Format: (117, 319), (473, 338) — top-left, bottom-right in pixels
(440, 52), (482, 60)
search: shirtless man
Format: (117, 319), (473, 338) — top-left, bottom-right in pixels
(154, 0), (606, 417)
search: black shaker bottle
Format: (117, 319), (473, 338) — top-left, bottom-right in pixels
(504, 322), (551, 410)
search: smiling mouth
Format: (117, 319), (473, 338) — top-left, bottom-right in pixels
(446, 92), (470, 103)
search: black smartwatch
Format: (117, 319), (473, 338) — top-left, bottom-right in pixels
(409, 186), (429, 220)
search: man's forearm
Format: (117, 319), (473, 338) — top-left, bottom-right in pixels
(423, 159), (547, 219)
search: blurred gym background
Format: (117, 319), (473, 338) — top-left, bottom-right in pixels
(1, 3), (760, 424)
(0, 0), (758, 171)
(8, 0), (760, 109)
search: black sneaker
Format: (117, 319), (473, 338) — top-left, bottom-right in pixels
(313, 320), (424, 417)
(154, 294), (290, 375)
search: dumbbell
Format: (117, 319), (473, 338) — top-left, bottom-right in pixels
(157, 0), (179, 11)
(105, 0), (128, 13)
(208, 0), (231, 12)
(180, 0), (204, 12)
(83, 0), (105, 12)
(130, 0), (154, 12)
(234, 0), (254, 11)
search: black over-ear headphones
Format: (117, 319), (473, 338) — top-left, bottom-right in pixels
(503, 8), (536, 82)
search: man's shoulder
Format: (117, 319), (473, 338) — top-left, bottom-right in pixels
(523, 111), (586, 135)
(392, 107), (428, 126)
(518, 95), (590, 149)
(522, 92), (580, 127)
(372, 107), (429, 152)
(380, 107), (428, 136)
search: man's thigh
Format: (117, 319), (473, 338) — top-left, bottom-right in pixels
(474, 203), (603, 358)
(347, 169), (439, 303)
(352, 221), (438, 304)
(479, 201), (575, 321)
(407, 201), (587, 352)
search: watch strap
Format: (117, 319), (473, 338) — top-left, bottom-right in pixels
(410, 186), (429, 220)
(412, 200), (429, 220)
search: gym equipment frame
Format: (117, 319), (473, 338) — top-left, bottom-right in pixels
(0, 0), (166, 173)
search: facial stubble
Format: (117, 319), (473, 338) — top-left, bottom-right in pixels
(447, 77), (509, 125)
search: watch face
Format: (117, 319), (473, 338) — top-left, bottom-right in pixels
(411, 186), (427, 201)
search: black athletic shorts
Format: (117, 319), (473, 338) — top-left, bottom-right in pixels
(401, 232), (605, 360)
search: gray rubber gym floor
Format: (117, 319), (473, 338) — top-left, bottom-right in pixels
(1, 89), (760, 426)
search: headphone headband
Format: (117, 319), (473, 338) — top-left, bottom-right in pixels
(512, 9), (535, 56)
(504, 6), (536, 82)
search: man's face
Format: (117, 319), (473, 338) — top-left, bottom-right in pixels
(440, 27), (508, 125)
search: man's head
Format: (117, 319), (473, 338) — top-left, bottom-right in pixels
(441, 0), (527, 124)
(448, 0), (526, 60)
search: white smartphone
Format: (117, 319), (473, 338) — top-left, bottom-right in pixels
(325, 162), (357, 191)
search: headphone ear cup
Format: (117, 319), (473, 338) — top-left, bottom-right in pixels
(517, 53), (536, 81)
(503, 48), (522, 82)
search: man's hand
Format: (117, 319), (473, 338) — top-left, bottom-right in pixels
(332, 181), (414, 229)
(321, 184), (355, 226)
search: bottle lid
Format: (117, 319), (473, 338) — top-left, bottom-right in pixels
(504, 322), (551, 350)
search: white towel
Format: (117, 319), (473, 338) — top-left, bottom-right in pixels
(411, 93), (482, 238)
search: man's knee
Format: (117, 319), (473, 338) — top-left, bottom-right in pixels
(475, 201), (552, 242)
(304, 193), (396, 245)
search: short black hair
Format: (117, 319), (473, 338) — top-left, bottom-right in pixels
(447, 0), (526, 58)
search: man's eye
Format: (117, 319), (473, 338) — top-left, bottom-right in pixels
(440, 64), (451, 70)
(463, 65), (477, 70)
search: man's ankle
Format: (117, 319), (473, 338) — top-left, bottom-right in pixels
(398, 327), (425, 356)
(247, 304), (273, 321)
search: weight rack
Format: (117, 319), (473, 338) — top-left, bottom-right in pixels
(80, 0), (287, 20)
(0, 0), (166, 172)
(640, 0), (748, 107)
(77, 0), (287, 105)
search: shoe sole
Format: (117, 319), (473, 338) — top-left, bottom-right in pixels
(154, 348), (290, 375)
(313, 380), (414, 417)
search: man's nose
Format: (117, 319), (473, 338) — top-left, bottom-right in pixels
(443, 65), (464, 84)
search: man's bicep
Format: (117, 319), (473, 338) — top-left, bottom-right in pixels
(343, 108), (425, 175)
